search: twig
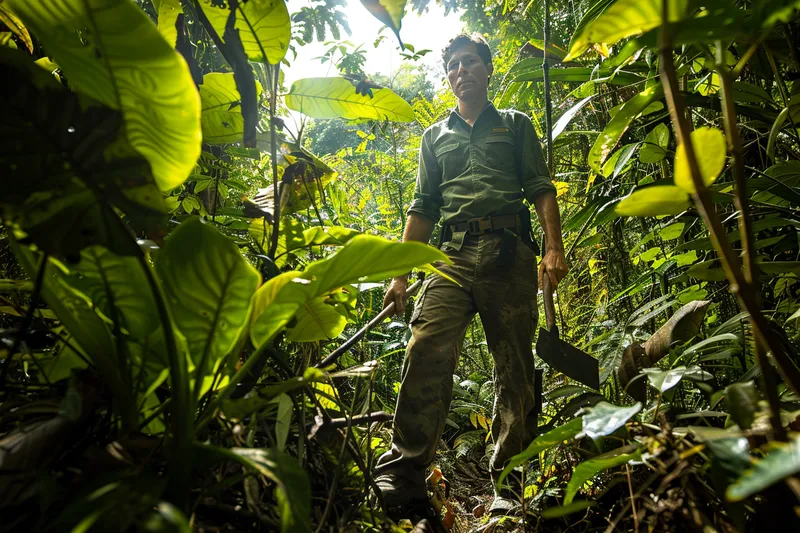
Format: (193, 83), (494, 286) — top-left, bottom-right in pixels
(313, 378), (359, 533)
(626, 463), (638, 533)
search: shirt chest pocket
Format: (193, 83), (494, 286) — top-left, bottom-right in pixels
(484, 135), (516, 173)
(435, 142), (466, 178)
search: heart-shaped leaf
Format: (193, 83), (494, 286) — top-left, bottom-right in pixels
(615, 185), (691, 217)
(675, 126), (727, 193)
(285, 77), (415, 122)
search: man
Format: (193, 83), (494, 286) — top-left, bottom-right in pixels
(374, 33), (569, 527)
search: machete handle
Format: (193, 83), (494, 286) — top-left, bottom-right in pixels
(316, 272), (425, 369)
(541, 269), (557, 334)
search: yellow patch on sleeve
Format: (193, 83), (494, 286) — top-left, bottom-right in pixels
(492, 127), (510, 133)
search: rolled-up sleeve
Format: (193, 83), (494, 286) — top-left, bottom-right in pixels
(407, 128), (443, 222)
(516, 114), (556, 204)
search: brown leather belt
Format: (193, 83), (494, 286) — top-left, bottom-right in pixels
(449, 214), (520, 235)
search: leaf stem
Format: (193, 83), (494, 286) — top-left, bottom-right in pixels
(137, 254), (194, 509)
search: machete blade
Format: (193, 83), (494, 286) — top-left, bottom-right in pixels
(536, 327), (600, 390)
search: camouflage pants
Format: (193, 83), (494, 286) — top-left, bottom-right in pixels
(375, 231), (539, 503)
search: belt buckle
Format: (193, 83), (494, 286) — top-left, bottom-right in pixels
(468, 217), (492, 234)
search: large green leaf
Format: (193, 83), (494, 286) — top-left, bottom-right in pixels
(639, 123), (670, 163)
(197, 0), (290, 64)
(728, 435), (800, 501)
(8, 0), (202, 191)
(285, 296), (347, 342)
(616, 185), (691, 217)
(285, 77), (415, 122)
(249, 236), (447, 347)
(1, 49), (166, 259)
(579, 401), (641, 440)
(200, 72), (263, 144)
(564, 0), (689, 61)
(589, 84), (664, 172)
(564, 445), (643, 504)
(156, 218), (261, 390)
(193, 444), (311, 533)
(152, 0), (182, 47)
(675, 127), (727, 193)
(497, 418), (583, 485)
(65, 246), (160, 340)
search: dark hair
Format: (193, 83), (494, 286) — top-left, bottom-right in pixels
(442, 33), (492, 71)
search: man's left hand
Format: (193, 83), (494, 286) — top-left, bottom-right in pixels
(539, 248), (569, 289)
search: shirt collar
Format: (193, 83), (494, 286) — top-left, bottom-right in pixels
(447, 101), (499, 128)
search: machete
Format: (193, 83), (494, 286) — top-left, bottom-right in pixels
(536, 273), (600, 390)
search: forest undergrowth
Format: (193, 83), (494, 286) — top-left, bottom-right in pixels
(1, 0), (800, 532)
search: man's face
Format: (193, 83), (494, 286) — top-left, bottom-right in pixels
(446, 43), (492, 101)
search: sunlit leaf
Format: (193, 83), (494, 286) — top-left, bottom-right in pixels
(564, 445), (642, 504)
(7, 0), (202, 190)
(0, 4), (32, 53)
(639, 123), (670, 163)
(565, 0), (689, 61)
(675, 127), (727, 193)
(589, 84), (664, 172)
(250, 236), (447, 347)
(285, 77), (415, 122)
(728, 435), (800, 502)
(644, 365), (713, 393)
(152, 0), (182, 47)
(286, 296), (347, 342)
(156, 218), (261, 387)
(552, 95), (594, 140)
(579, 401), (641, 440)
(200, 72), (263, 144)
(197, 0), (290, 64)
(359, 0), (405, 45)
(615, 185), (690, 217)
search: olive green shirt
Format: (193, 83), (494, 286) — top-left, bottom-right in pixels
(408, 103), (556, 226)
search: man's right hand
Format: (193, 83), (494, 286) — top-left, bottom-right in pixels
(383, 276), (409, 316)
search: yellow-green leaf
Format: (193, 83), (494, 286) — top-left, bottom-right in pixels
(200, 72), (263, 144)
(156, 218), (261, 387)
(285, 77), (415, 123)
(674, 127), (727, 194)
(565, 0), (689, 61)
(359, 0), (406, 45)
(197, 0), (290, 64)
(286, 297), (347, 342)
(152, 0), (182, 47)
(0, 4), (32, 52)
(589, 84), (664, 172)
(7, 0), (202, 191)
(249, 236), (447, 347)
(616, 185), (691, 217)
